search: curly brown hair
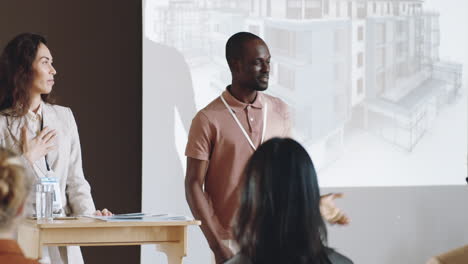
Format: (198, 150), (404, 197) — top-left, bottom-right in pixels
(0, 147), (29, 230)
(0, 33), (54, 116)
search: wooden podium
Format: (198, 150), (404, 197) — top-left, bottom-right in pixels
(18, 217), (201, 264)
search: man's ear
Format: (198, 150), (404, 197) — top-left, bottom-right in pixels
(229, 59), (242, 74)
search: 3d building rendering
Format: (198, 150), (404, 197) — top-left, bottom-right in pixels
(150, 0), (462, 168)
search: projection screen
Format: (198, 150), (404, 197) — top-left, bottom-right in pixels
(142, 0), (467, 263)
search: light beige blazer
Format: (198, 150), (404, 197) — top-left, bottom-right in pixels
(0, 103), (96, 264)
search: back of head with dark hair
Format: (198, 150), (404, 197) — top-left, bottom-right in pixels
(225, 32), (264, 70)
(0, 33), (53, 116)
(235, 138), (331, 264)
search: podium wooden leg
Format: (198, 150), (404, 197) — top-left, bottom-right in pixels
(17, 223), (41, 259)
(156, 243), (185, 264)
(155, 226), (187, 264)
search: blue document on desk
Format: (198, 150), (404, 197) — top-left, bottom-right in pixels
(85, 213), (192, 222)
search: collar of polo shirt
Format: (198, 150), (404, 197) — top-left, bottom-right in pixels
(222, 88), (264, 113)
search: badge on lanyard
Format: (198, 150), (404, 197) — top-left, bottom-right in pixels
(40, 170), (63, 215)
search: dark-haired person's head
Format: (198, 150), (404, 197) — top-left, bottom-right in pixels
(225, 32), (270, 91)
(235, 138), (330, 264)
(0, 33), (56, 116)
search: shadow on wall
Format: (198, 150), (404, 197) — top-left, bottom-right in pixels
(142, 37), (196, 213)
(142, 36), (213, 264)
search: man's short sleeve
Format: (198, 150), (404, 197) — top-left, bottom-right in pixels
(185, 111), (213, 161)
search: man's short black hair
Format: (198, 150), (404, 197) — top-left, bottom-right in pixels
(225, 32), (264, 67)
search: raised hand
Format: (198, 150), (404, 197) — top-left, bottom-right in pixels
(320, 193), (350, 225)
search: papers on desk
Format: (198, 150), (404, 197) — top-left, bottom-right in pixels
(84, 213), (193, 222)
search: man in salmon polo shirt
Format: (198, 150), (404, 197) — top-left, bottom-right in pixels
(185, 32), (348, 264)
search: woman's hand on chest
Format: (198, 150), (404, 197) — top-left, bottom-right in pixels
(21, 125), (57, 164)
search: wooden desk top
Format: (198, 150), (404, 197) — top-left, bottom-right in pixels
(21, 217), (201, 229)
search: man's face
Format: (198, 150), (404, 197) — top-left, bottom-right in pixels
(234, 39), (271, 91)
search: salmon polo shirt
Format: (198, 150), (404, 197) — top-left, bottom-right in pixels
(185, 87), (291, 239)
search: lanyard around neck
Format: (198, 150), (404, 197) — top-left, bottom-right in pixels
(39, 112), (51, 172)
(220, 95), (268, 151)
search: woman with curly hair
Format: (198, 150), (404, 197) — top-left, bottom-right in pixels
(0, 147), (38, 263)
(0, 33), (111, 264)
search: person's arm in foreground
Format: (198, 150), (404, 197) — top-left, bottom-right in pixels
(320, 193), (349, 225)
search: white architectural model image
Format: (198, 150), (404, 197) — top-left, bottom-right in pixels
(146, 0), (464, 186)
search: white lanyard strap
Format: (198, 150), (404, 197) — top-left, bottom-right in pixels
(220, 95), (268, 151)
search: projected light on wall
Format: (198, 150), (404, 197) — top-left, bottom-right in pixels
(142, 0), (467, 263)
(145, 0), (465, 188)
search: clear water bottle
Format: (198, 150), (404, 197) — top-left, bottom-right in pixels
(35, 183), (54, 221)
